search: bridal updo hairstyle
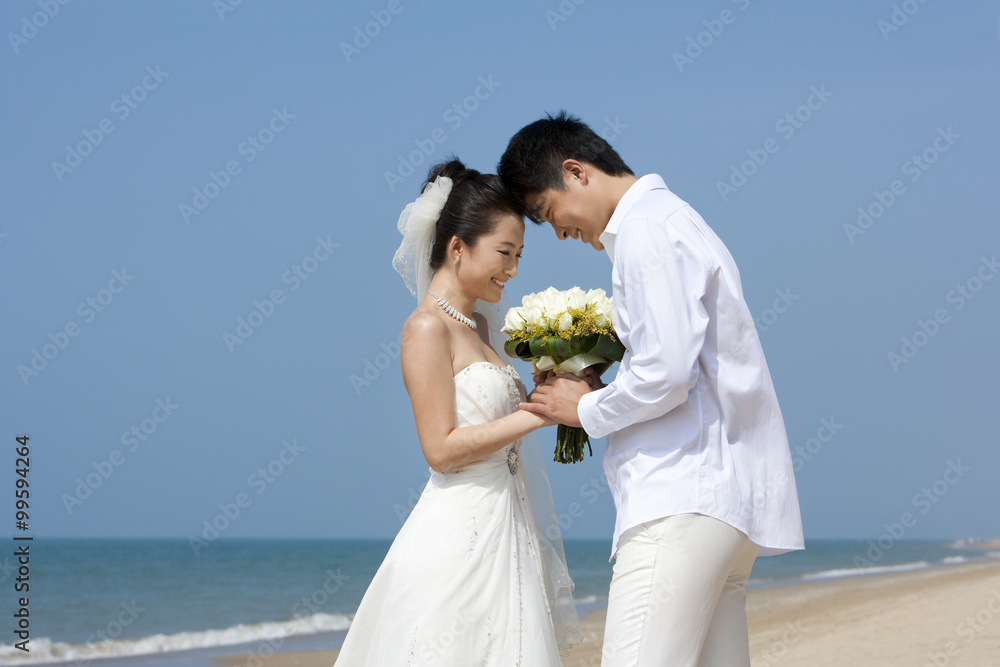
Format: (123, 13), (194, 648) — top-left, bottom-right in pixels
(424, 159), (520, 272)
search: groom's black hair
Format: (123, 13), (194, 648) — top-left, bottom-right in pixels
(497, 111), (633, 224)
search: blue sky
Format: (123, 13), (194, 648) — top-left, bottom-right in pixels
(2, 1), (998, 544)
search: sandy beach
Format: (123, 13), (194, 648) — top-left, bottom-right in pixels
(215, 560), (1000, 666)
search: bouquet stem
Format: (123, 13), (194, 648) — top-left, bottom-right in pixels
(554, 424), (593, 464)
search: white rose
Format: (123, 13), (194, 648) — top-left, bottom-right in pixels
(527, 287), (563, 328)
(557, 311), (573, 332)
(502, 306), (526, 333)
(521, 304), (545, 327)
(594, 295), (613, 329)
(536, 287), (565, 316)
(564, 286), (588, 310)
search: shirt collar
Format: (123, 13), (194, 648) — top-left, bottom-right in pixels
(599, 174), (668, 259)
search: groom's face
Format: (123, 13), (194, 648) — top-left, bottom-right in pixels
(528, 170), (606, 251)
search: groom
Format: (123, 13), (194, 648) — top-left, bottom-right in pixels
(498, 112), (803, 666)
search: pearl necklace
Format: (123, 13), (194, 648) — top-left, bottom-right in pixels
(428, 291), (477, 330)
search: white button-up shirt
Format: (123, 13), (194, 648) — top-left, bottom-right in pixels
(578, 174), (804, 559)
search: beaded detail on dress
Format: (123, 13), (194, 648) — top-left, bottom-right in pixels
(506, 447), (519, 475)
(452, 363), (525, 476)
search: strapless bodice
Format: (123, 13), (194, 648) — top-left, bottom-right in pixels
(449, 362), (526, 474)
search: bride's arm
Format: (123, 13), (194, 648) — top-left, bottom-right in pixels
(401, 312), (552, 473)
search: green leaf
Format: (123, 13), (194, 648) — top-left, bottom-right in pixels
(591, 333), (626, 361)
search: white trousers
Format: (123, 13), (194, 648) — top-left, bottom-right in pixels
(601, 513), (759, 667)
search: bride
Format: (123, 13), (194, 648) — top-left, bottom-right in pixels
(334, 159), (582, 665)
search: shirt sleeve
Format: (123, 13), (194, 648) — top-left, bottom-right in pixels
(578, 212), (711, 439)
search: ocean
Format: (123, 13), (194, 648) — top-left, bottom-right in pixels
(2, 537), (997, 666)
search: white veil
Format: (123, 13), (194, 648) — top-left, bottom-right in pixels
(392, 177), (582, 653)
(392, 176), (452, 301)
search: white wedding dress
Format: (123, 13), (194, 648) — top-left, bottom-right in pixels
(335, 361), (581, 665)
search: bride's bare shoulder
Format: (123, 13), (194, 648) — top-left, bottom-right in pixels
(401, 307), (449, 354)
(400, 308), (453, 383)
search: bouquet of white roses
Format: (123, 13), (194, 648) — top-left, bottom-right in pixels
(502, 287), (625, 463)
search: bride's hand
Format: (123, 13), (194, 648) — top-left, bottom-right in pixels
(523, 391), (557, 428)
(532, 370), (554, 386)
(528, 411), (558, 428)
(536, 368), (604, 391)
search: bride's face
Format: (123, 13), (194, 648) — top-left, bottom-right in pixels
(462, 213), (524, 303)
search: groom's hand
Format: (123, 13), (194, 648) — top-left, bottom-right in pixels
(581, 367), (605, 391)
(520, 374), (592, 428)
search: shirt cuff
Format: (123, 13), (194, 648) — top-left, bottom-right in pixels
(578, 386), (613, 440)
